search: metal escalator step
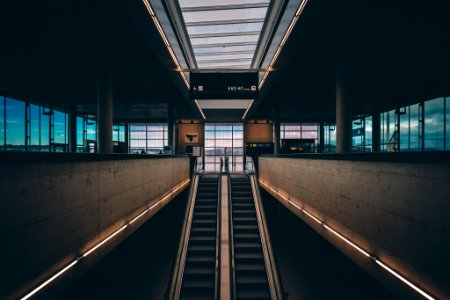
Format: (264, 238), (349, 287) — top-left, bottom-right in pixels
(236, 276), (268, 285)
(234, 233), (260, 240)
(184, 267), (215, 275)
(235, 264), (266, 272)
(236, 289), (271, 299)
(182, 280), (215, 289)
(186, 256), (215, 263)
(191, 227), (216, 233)
(235, 252), (263, 260)
(234, 243), (261, 249)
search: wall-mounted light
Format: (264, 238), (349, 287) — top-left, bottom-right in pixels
(194, 99), (206, 120)
(242, 100), (254, 120)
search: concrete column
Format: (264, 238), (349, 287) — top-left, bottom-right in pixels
(97, 57), (113, 154)
(336, 60), (352, 153)
(273, 107), (281, 155)
(168, 103), (174, 154)
(372, 112), (381, 152)
(124, 123), (129, 154)
(319, 122), (325, 153)
(68, 105), (77, 153)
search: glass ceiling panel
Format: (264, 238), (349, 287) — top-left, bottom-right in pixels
(196, 53), (254, 61)
(187, 23), (263, 36)
(179, 0), (270, 9)
(178, 0), (270, 70)
(194, 44), (257, 54)
(183, 8), (268, 24)
(190, 34), (260, 46)
(197, 60), (251, 68)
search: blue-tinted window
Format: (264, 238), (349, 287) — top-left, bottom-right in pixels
(40, 107), (50, 151)
(86, 119), (96, 141)
(54, 110), (66, 145)
(0, 97), (4, 148)
(446, 97), (450, 150)
(409, 104), (420, 151)
(365, 116), (372, 148)
(5, 98), (25, 151)
(29, 104), (41, 150)
(399, 107), (409, 151)
(424, 97), (444, 150)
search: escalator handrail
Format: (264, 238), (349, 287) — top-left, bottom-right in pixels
(228, 174), (237, 300)
(249, 174), (283, 300)
(168, 173), (200, 300)
(214, 175), (222, 300)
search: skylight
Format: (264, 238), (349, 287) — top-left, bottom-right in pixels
(178, 0), (271, 70)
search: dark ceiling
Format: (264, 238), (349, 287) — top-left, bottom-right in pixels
(1, 0), (450, 123)
(256, 0), (450, 122)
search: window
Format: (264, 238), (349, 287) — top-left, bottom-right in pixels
(424, 97), (444, 150)
(280, 123), (319, 153)
(129, 123), (168, 154)
(5, 97), (25, 151)
(204, 123), (243, 172)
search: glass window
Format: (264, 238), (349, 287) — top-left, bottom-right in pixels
(129, 123), (167, 154)
(399, 107), (409, 151)
(0, 97), (4, 149)
(6, 97), (26, 151)
(424, 97), (444, 150)
(86, 119), (96, 141)
(446, 97), (450, 150)
(365, 116), (372, 149)
(53, 110), (67, 150)
(409, 104), (420, 151)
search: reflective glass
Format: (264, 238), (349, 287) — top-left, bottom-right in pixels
(424, 97), (444, 150)
(86, 119), (96, 141)
(399, 107), (409, 151)
(5, 98), (25, 150)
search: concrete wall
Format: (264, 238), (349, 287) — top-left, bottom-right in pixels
(259, 154), (450, 299)
(0, 154), (190, 299)
(176, 121), (204, 154)
(245, 122), (273, 143)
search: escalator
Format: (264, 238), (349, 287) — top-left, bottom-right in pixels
(230, 174), (272, 299)
(171, 174), (220, 300)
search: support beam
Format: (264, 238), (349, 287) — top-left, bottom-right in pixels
(168, 103), (174, 154)
(97, 57), (113, 154)
(68, 105), (77, 153)
(336, 60), (352, 153)
(319, 122), (325, 153)
(372, 112), (381, 152)
(273, 107), (280, 155)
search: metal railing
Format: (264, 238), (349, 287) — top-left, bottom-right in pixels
(168, 174), (199, 300)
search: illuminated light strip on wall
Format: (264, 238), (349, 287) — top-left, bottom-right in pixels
(258, 0), (309, 90)
(142, 0), (190, 88)
(194, 99), (206, 119)
(242, 100), (254, 120)
(20, 178), (190, 300)
(258, 179), (436, 300)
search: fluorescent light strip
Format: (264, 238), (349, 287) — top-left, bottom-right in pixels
(20, 179), (190, 300)
(375, 260), (435, 300)
(258, 0), (310, 89)
(142, 0), (189, 88)
(20, 260), (78, 300)
(258, 179), (436, 300)
(194, 99), (206, 119)
(242, 99), (254, 119)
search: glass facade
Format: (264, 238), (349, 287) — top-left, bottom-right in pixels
(324, 124), (336, 152)
(204, 123), (243, 172)
(129, 123), (168, 154)
(280, 123), (319, 153)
